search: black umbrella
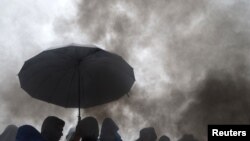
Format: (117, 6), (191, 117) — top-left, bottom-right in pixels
(18, 45), (135, 120)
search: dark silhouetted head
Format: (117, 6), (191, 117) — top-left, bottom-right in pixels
(136, 127), (157, 141)
(159, 135), (170, 141)
(76, 116), (99, 141)
(16, 125), (44, 141)
(0, 124), (18, 141)
(100, 117), (121, 141)
(41, 116), (65, 141)
(178, 134), (199, 141)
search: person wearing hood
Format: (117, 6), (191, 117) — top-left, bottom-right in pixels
(0, 124), (18, 141)
(16, 125), (45, 141)
(136, 127), (157, 141)
(41, 116), (65, 141)
(71, 116), (99, 141)
(99, 118), (122, 141)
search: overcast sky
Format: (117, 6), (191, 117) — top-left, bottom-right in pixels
(1, 0), (250, 141)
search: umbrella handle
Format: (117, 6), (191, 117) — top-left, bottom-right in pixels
(78, 66), (81, 122)
(78, 91), (81, 122)
(78, 112), (81, 121)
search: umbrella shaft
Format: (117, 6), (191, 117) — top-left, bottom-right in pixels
(78, 66), (81, 121)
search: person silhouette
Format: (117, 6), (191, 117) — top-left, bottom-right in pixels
(159, 135), (170, 141)
(41, 116), (65, 141)
(72, 116), (99, 141)
(16, 125), (45, 141)
(99, 117), (122, 141)
(0, 124), (18, 141)
(136, 127), (157, 141)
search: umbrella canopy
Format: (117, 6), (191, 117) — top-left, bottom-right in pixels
(18, 45), (135, 113)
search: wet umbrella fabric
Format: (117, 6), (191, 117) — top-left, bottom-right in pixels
(18, 46), (135, 117)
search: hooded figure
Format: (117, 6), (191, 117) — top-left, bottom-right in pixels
(159, 135), (170, 141)
(99, 118), (122, 141)
(16, 125), (45, 141)
(75, 116), (99, 141)
(0, 125), (18, 141)
(136, 127), (157, 141)
(41, 116), (65, 141)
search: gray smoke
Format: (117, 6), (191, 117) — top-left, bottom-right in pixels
(0, 47), (77, 133)
(54, 0), (250, 141)
(1, 0), (250, 141)
(177, 68), (250, 140)
(0, 0), (78, 138)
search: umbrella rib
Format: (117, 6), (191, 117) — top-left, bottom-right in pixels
(20, 55), (75, 83)
(51, 67), (76, 106)
(53, 52), (76, 62)
(45, 49), (76, 62)
(32, 67), (75, 98)
(50, 46), (96, 62)
(21, 65), (73, 87)
(22, 51), (75, 72)
(83, 59), (135, 81)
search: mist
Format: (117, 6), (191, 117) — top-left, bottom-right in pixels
(70, 0), (250, 140)
(1, 0), (250, 141)
(0, 0), (79, 138)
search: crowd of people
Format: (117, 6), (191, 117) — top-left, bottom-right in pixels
(0, 116), (199, 141)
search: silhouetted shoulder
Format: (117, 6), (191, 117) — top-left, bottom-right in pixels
(16, 125), (44, 141)
(0, 124), (18, 141)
